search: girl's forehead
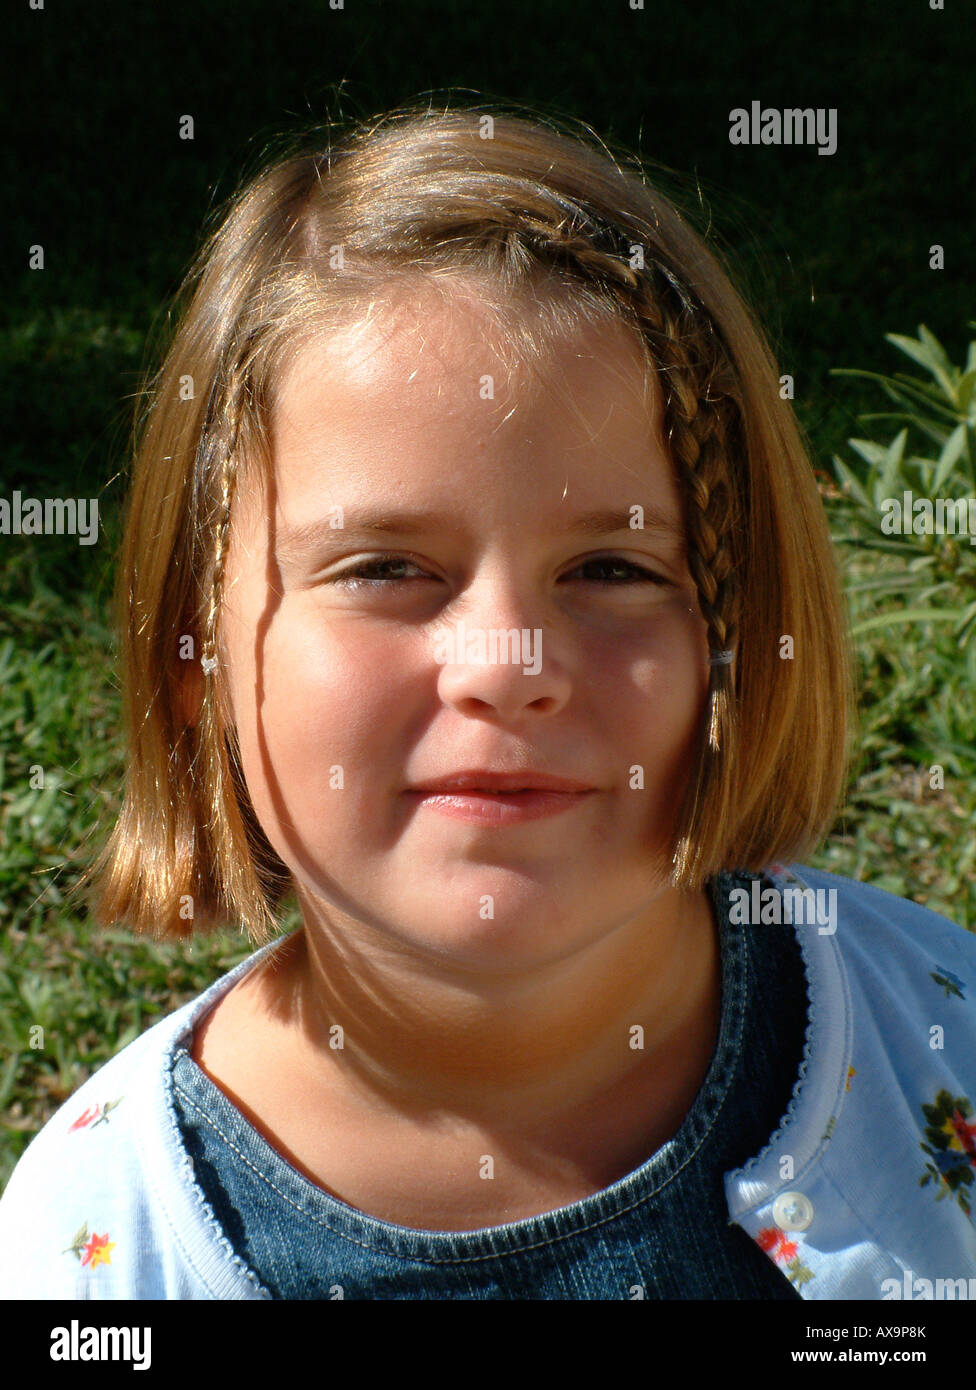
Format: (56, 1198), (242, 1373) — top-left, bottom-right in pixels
(249, 316), (680, 550)
(243, 291), (676, 550)
(274, 294), (658, 424)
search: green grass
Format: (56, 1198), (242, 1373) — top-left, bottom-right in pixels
(808, 540), (976, 924)
(0, 534), (299, 1185)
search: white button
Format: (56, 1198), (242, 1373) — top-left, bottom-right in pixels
(772, 1191), (814, 1231)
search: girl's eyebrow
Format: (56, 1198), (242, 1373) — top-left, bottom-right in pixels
(275, 506), (686, 560)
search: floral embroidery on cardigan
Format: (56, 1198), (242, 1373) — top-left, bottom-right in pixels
(930, 966), (966, 1001)
(68, 1098), (123, 1132)
(756, 1227), (816, 1287)
(821, 1066), (857, 1141)
(919, 1089), (976, 1221)
(63, 1223), (116, 1270)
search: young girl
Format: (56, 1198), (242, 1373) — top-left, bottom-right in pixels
(2, 102), (974, 1302)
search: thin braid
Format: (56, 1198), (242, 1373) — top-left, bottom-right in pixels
(192, 354), (285, 937)
(509, 209), (742, 745)
(653, 325), (740, 747)
(198, 361), (248, 881)
(202, 369), (246, 677)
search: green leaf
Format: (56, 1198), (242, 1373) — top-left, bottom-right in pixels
(850, 607), (962, 638)
(0, 1053), (20, 1110)
(838, 536), (922, 558)
(847, 438), (890, 469)
(878, 428), (909, 501)
(886, 329), (956, 401)
(919, 325), (960, 395)
(844, 575), (930, 596)
(932, 423), (969, 493)
(831, 453), (873, 509)
(888, 375), (957, 411)
(879, 376), (961, 424)
(830, 368), (962, 427)
(954, 601), (976, 643)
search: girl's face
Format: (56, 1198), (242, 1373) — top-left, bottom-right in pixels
(220, 291), (711, 970)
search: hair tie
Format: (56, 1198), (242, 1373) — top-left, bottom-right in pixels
(710, 649), (735, 666)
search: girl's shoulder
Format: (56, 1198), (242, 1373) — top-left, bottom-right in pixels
(772, 862), (976, 968)
(756, 863), (976, 1053)
(727, 865), (976, 1296)
(0, 1006), (191, 1298)
(0, 936), (283, 1300)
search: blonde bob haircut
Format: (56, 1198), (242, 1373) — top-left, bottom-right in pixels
(89, 98), (856, 944)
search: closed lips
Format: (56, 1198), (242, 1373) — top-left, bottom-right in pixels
(408, 773), (594, 793)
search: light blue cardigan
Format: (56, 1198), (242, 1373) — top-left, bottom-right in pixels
(1, 865), (974, 1300)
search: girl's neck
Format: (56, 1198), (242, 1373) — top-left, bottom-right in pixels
(257, 885), (722, 1136)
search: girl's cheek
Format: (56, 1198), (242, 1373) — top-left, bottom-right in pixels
(248, 587), (708, 725)
(606, 593), (710, 690)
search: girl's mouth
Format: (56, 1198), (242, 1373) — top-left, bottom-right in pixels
(403, 787), (596, 825)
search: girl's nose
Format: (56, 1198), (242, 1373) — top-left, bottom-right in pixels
(432, 615), (572, 720)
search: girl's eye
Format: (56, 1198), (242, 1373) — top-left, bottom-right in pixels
(570, 557), (671, 587)
(331, 557), (428, 590)
(330, 554), (671, 591)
